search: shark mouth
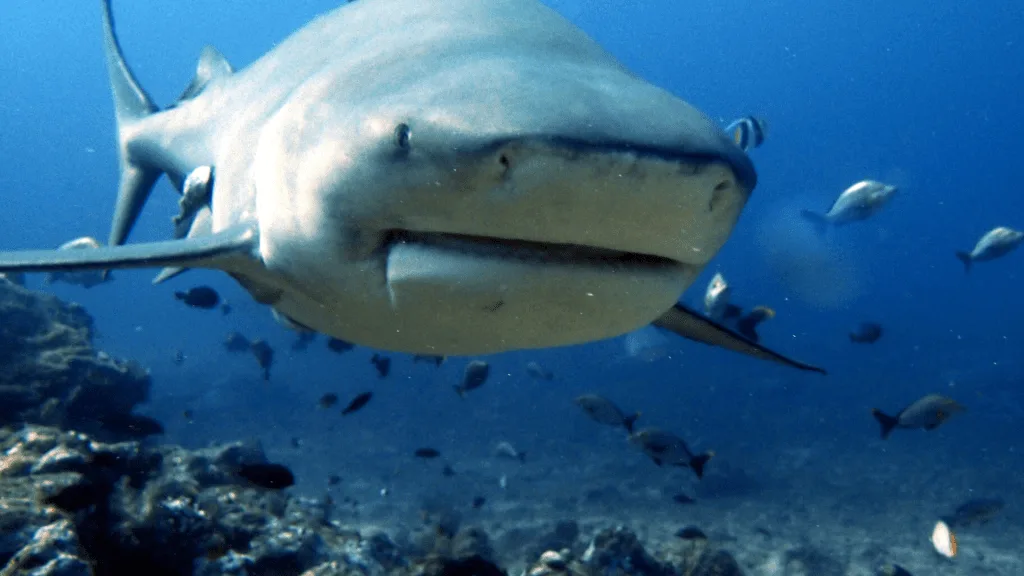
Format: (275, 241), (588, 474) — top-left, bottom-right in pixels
(381, 230), (680, 270)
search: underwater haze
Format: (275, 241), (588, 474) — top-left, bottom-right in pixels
(2, 0), (1023, 574)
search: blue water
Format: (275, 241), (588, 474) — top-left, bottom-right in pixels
(2, 0), (1023, 571)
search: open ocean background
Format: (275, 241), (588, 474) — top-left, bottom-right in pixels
(2, 1), (1023, 572)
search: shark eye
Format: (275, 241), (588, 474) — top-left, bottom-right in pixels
(394, 123), (412, 150)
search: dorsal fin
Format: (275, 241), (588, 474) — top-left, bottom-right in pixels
(177, 46), (234, 103)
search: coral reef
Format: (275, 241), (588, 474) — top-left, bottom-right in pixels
(0, 278), (152, 442)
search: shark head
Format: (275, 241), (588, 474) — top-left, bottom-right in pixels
(0, 0), (778, 362)
(246, 0), (755, 354)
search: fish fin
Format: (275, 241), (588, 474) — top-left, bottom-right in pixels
(955, 251), (972, 273)
(871, 408), (899, 439)
(652, 304), (826, 374)
(517, 452), (527, 464)
(623, 412), (640, 434)
(689, 452), (713, 480)
(924, 422), (941, 431)
(101, 0), (163, 247)
(799, 209), (829, 236)
(652, 458), (663, 467)
(0, 224), (258, 276)
(176, 46), (233, 103)
(154, 206), (215, 284)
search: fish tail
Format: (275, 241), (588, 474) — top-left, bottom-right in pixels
(955, 251), (972, 273)
(623, 412), (640, 434)
(517, 451), (527, 464)
(871, 408), (899, 439)
(799, 209), (829, 235)
(173, 291), (186, 300)
(689, 452), (713, 480)
(101, 0), (162, 247)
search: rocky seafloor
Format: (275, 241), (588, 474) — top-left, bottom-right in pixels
(0, 276), (745, 576)
(2, 276), (1020, 576)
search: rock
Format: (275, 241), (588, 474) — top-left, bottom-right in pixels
(0, 281), (152, 443)
(0, 520), (90, 576)
(577, 526), (674, 576)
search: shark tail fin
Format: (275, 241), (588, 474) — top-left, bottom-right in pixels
(955, 251), (972, 273)
(100, 0), (162, 248)
(799, 209), (829, 236)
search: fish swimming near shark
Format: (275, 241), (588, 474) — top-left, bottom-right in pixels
(0, 0), (823, 374)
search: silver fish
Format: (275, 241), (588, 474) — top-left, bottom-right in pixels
(628, 427), (713, 479)
(44, 237), (113, 288)
(800, 179), (898, 232)
(575, 394), (640, 433)
(955, 226), (1024, 272)
(872, 394), (965, 439)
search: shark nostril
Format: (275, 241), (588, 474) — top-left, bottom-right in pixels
(708, 179), (733, 212)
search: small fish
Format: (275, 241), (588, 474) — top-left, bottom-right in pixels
(171, 349), (186, 365)
(849, 322), (883, 344)
(318, 393), (340, 409)
(674, 526), (708, 540)
(341, 392), (373, 415)
(672, 493), (696, 505)
(414, 448), (441, 459)
(930, 519), (957, 558)
(872, 394), (965, 439)
(628, 428), (714, 479)
(703, 272), (736, 321)
(494, 441), (526, 463)
(327, 474), (342, 486)
(291, 331), (316, 351)
(724, 116), (767, 153)
(326, 337), (355, 354)
(174, 286), (221, 309)
(249, 339), (274, 380)
(525, 361), (553, 381)
(182, 409), (194, 421)
(290, 437), (302, 449)
(413, 354), (445, 366)
(941, 497), (1004, 528)
(236, 462), (295, 490)
(223, 331), (251, 353)
(800, 179), (898, 233)
(574, 394), (640, 433)
(370, 354), (391, 378)
(455, 360), (490, 397)
(442, 465), (457, 477)
(471, 496), (486, 509)
(97, 413), (165, 439)
(955, 226), (1024, 273)
(44, 237), (112, 288)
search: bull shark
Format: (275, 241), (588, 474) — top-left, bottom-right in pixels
(0, 0), (825, 374)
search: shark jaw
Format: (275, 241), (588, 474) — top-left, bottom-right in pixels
(260, 139), (748, 355)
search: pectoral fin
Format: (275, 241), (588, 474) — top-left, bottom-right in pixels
(0, 223), (258, 275)
(652, 303), (826, 374)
